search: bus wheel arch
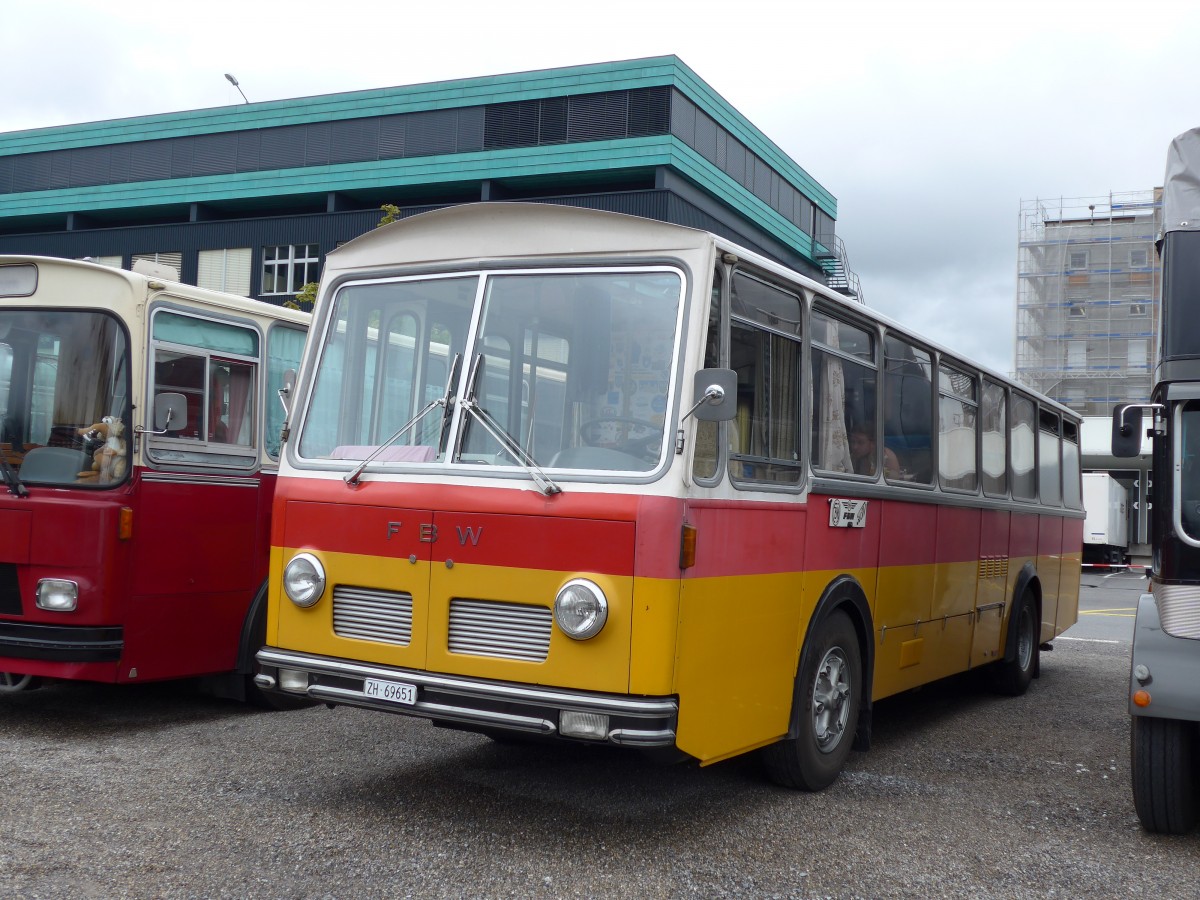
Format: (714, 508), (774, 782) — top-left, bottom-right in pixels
(240, 581), (314, 711)
(763, 576), (873, 791)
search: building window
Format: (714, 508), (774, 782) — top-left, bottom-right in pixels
(76, 255), (123, 269)
(1130, 248), (1149, 269)
(1129, 302), (1148, 317)
(1068, 250), (1089, 270)
(198, 248), (252, 296)
(1068, 304), (1086, 318)
(262, 244), (319, 296)
(1067, 341), (1087, 368)
(1129, 339), (1148, 369)
(132, 252), (183, 280)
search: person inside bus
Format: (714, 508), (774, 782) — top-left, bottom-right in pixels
(850, 424), (899, 478)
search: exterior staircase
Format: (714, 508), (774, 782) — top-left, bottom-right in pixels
(815, 235), (863, 304)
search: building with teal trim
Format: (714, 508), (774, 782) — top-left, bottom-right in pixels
(0, 57), (853, 302)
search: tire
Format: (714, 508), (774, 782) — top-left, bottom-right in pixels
(0, 672), (41, 693)
(991, 590), (1038, 696)
(1131, 715), (1199, 834)
(763, 610), (862, 791)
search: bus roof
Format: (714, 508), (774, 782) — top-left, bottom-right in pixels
(0, 254), (311, 328)
(324, 203), (1078, 422)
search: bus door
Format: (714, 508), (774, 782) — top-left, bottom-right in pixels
(128, 309), (266, 681)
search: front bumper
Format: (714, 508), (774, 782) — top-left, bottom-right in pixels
(0, 621), (123, 662)
(256, 646), (678, 747)
(1129, 592), (1200, 722)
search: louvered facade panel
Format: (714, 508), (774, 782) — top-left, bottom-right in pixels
(329, 118), (380, 165)
(235, 130), (261, 173)
(130, 142), (171, 181)
(378, 115), (406, 158)
(70, 146), (111, 187)
(567, 92), (629, 143)
(259, 126), (305, 170)
(192, 133), (237, 177)
(539, 97), (568, 144)
(305, 122), (331, 167)
(170, 140), (193, 180)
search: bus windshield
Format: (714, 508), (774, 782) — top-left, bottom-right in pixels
(0, 309), (130, 487)
(299, 268), (683, 474)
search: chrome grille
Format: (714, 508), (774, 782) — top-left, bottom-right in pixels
(332, 586), (412, 646)
(1156, 584), (1200, 640)
(448, 598), (552, 662)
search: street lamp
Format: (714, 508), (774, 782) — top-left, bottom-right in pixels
(224, 73), (249, 104)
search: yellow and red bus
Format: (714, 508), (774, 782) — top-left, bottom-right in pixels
(256, 204), (1082, 788)
(0, 256), (309, 702)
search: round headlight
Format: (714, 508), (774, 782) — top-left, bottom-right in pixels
(554, 578), (608, 640)
(283, 553), (326, 608)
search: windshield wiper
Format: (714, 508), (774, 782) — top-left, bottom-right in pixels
(457, 354), (561, 496)
(343, 353), (461, 487)
(0, 453), (28, 498)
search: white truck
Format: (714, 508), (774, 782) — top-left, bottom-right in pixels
(1082, 472), (1129, 566)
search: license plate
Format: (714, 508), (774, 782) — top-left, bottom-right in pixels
(363, 678), (417, 705)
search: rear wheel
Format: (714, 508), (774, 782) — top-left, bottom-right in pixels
(763, 610), (861, 791)
(991, 590), (1037, 696)
(1131, 715), (1199, 834)
(0, 672), (40, 693)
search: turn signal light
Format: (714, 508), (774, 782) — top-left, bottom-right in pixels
(1133, 690), (1152, 708)
(118, 507), (134, 541)
(680, 524), (697, 569)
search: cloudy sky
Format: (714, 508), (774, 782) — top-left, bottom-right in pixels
(3, 0), (1197, 375)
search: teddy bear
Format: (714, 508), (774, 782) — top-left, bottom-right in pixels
(77, 416), (127, 482)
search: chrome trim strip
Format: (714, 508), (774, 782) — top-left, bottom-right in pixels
(257, 647), (679, 718)
(307, 683), (557, 734)
(139, 472), (259, 487)
(609, 728), (678, 747)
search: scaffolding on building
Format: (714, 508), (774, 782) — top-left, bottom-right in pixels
(1016, 190), (1162, 418)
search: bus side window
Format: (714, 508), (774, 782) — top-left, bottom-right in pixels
(981, 379), (1007, 497)
(728, 271), (802, 485)
(938, 362), (978, 492)
(810, 307), (876, 478)
(1010, 394), (1037, 501)
(692, 266), (722, 481)
(882, 334), (933, 484)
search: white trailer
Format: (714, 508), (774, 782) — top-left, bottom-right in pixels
(1082, 472), (1129, 565)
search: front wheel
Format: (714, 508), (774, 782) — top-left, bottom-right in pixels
(763, 610), (861, 791)
(1132, 715), (1199, 834)
(0, 672), (41, 693)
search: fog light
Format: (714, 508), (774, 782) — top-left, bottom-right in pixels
(1134, 664), (1151, 684)
(279, 669), (310, 693)
(560, 710), (609, 740)
(36, 579), (78, 612)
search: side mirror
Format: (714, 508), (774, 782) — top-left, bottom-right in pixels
(277, 368), (297, 415)
(1112, 404), (1144, 458)
(153, 392), (188, 433)
(684, 368), (738, 423)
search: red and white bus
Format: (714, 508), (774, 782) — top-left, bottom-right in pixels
(255, 204), (1082, 787)
(0, 256), (309, 701)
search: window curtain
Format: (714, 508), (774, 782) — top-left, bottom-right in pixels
(224, 365), (254, 446)
(819, 320), (853, 472)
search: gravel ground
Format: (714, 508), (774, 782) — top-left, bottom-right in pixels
(1, 639), (1197, 899)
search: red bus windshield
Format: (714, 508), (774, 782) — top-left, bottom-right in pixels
(0, 309), (129, 487)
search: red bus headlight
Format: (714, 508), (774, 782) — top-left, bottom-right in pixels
(36, 579), (79, 612)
